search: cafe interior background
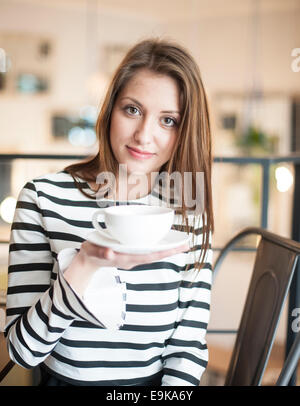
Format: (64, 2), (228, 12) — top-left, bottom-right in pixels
(0, 0), (299, 385)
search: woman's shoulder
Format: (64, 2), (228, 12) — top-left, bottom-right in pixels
(20, 170), (82, 196)
(17, 170), (95, 206)
(28, 170), (77, 188)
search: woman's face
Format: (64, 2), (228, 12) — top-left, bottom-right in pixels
(110, 68), (181, 181)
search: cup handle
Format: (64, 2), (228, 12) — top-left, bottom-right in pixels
(92, 210), (111, 239)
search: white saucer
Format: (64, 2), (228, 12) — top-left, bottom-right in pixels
(86, 229), (192, 254)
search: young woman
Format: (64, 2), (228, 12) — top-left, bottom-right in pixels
(5, 38), (214, 386)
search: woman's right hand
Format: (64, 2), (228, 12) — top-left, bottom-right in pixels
(63, 240), (189, 298)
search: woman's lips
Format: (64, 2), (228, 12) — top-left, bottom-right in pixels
(126, 146), (155, 160)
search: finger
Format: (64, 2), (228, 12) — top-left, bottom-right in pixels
(155, 243), (190, 256)
(102, 247), (115, 260)
(117, 243), (190, 264)
(84, 241), (103, 257)
(84, 242), (115, 261)
(151, 244), (189, 261)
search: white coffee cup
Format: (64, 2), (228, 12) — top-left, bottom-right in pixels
(92, 205), (174, 246)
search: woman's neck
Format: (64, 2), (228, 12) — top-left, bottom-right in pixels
(90, 172), (156, 201)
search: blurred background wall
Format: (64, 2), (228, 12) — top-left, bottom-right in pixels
(0, 0), (299, 153)
(0, 0), (300, 385)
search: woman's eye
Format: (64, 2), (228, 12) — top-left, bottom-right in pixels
(125, 106), (140, 116)
(161, 117), (177, 127)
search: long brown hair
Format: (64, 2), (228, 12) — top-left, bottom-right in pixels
(65, 38), (214, 271)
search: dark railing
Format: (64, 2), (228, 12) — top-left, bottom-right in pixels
(1, 153), (300, 384)
(215, 154), (300, 385)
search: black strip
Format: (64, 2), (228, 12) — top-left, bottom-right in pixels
(167, 338), (207, 350)
(24, 182), (36, 192)
(59, 337), (165, 350)
(16, 201), (41, 213)
(51, 351), (161, 368)
(49, 288), (74, 321)
(172, 224), (204, 235)
(162, 351), (208, 368)
(128, 261), (185, 272)
(35, 300), (65, 334)
(8, 262), (53, 273)
(126, 302), (178, 313)
(40, 208), (92, 228)
(126, 281), (180, 291)
(34, 179), (80, 189)
(37, 190), (98, 208)
(176, 319), (208, 329)
(58, 271), (104, 327)
(15, 316), (49, 358)
(6, 306), (30, 317)
(69, 320), (100, 329)
(7, 284), (49, 295)
(128, 260), (212, 273)
(51, 303), (74, 322)
(8, 340), (33, 369)
(163, 367), (199, 385)
(125, 280), (211, 291)
(121, 323), (175, 332)
(47, 231), (84, 243)
(22, 309), (60, 346)
(11, 222), (47, 235)
(51, 251), (58, 260)
(58, 275), (85, 320)
(181, 261), (212, 271)
(178, 299), (210, 310)
(9, 243), (51, 252)
(40, 363), (163, 386)
(181, 280), (211, 290)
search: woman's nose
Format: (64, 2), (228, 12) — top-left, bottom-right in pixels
(133, 117), (154, 145)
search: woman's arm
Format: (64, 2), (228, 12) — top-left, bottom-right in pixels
(4, 181), (106, 369)
(161, 215), (213, 386)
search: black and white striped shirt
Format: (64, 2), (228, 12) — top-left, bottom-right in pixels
(5, 170), (212, 386)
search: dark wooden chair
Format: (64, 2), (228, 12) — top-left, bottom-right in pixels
(213, 227), (300, 386)
(0, 316), (14, 383)
(276, 331), (300, 385)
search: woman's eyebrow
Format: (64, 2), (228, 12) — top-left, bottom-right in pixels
(160, 109), (181, 115)
(120, 96), (143, 108)
(120, 96), (180, 115)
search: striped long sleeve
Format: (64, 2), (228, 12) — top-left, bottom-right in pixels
(4, 171), (212, 385)
(5, 181), (117, 369)
(161, 216), (212, 385)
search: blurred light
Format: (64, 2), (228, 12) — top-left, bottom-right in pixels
(275, 166), (293, 193)
(0, 48), (6, 73)
(0, 196), (17, 223)
(255, 235), (261, 247)
(68, 126), (96, 147)
(68, 126), (85, 146)
(17, 73), (48, 93)
(0, 48), (11, 73)
(84, 128), (97, 146)
(79, 105), (97, 123)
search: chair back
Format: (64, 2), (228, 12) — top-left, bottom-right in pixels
(0, 331), (14, 383)
(276, 331), (300, 386)
(214, 227), (300, 386)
